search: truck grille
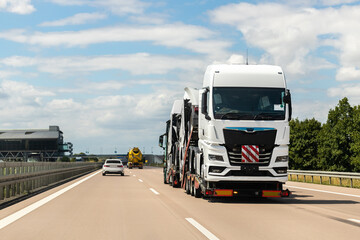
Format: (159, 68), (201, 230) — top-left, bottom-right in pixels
(227, 145), (273, 166)
(222, 128), (277, 166)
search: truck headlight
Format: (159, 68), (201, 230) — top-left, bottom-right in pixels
(208, 154), (224, 161)
(275, 156), (289, 162)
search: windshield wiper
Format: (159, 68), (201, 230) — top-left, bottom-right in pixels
(219, 112), (253, 120)
(219, 113), (240, 119)
(253, 112), (279, 120)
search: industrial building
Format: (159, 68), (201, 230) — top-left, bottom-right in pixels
(0, 126), (72, 162)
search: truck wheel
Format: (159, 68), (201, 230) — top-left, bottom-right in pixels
(190, 180), (195, 196)
(169, 175), (173, 186)
(185, 178), (191, 194)
(172, 176), (177, 188)
(194, 186), (202, 198)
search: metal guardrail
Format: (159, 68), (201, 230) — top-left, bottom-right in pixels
(0, 162), (102, 204)
(288, 170), (360, 188)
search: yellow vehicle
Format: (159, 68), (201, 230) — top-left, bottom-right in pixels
(127, 147), (144, 169)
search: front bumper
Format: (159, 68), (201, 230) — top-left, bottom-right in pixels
(205, 173), (288, 183)
(203, 142), (288, 183)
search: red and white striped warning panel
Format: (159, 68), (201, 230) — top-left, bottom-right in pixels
(241, 145), (259, 163)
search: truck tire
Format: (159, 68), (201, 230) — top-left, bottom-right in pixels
(169, 175), (173, 186)
(172, 176), (177, 188)
(185, 178), (191, 194)
(190, 180), (195, 196)
(194, 186), (202, 198)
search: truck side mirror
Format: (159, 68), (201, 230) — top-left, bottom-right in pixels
(201, 89), (211, 120)
(159, 135), (165, 149)
(283, 89), (291, 104)
(283, 89), (292, 121)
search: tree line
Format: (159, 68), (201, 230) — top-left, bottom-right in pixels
(289, 97), (360, 172)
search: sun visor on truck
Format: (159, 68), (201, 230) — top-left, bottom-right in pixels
(213, 73), (285, 88)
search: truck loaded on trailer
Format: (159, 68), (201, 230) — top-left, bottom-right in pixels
(159, 64), (292, 198)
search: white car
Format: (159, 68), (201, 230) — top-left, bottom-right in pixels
(102, 159), (125, 176)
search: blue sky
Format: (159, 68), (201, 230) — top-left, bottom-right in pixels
(1, 0), (360, 154)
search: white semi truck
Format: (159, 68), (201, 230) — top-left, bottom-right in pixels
(159, 64), (292, 198)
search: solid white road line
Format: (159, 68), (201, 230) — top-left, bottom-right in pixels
(0, 170), (101, 230)
(348, 219), (360, 224)
(149, 188), (159, 195)
(138, 179), (143, 182)
(287, 185), (360, 199)
(186, 218), (220, 240)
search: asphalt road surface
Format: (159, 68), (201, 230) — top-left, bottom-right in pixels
(0, 167), (359, 240)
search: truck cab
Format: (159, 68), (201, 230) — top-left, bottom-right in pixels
(197, 64), (291, 193)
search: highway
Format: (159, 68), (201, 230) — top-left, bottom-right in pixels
(0, 167), (359, 240)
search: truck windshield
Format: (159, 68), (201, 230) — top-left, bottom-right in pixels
(213, 87), (286, 120)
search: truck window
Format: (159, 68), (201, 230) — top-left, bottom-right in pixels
(213, 87), (286, 120)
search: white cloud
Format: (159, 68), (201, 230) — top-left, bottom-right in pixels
(0, 0), (35, 14)
(39, 12), (107, 27)
(0, 79), (53, 98)
(0, 78), (179, 153)
(209, 3), (360, 79)
(48, 0), (148, 16)
(0, 70), (21, 78)
(226, 54), (246, 65)
(0, 80), (54, 116)
(0, 55), (37, 67)
(328, 83), (360, 103)
(0, 24), (230, 57)
(83, 89), (178, 132)
(320, 0), (360, 6)
(336, 67), (360, 81)
(57, 80), (125, 94)
(293, 100), (335, 123)
(0, 54), (206, 76)
(46, 98), (82, 111)
(129, 13), (167, 25)
(275, 0), (360, 7)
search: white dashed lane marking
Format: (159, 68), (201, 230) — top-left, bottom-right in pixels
(348, 219), (360, 224)
(149, 188), (159, 195)
(185, 218), (220, 240)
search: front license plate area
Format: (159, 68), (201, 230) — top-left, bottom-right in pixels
(241, 165), (259, 174)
